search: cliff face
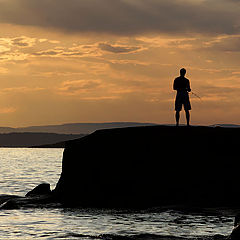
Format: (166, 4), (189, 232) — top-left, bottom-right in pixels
(54, 126), (240, 207)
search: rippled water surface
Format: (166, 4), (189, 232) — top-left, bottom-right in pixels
(0, 148), (234, 239)
(0, 148), (63, 195)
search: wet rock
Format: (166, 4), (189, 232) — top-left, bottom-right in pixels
(0, 194), (22, 205)
(0, 195), (59, 210)
(0, 199), (19, 210)
(229, 214), (240, 240)
(234, 214), (240, 227)
(26, 183), (51, 197)
(229, 227), (240, 240)
(0, 185), (58, 210)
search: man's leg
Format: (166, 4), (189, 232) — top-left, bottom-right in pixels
(185, 110), (190, 126)
(175, 111), (180, 126)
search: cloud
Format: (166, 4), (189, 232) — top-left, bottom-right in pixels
(99, 43), (141, 53)
(31, 44), (101, 58)
(11, 36), (36, 47)
(32, 50), (62, 56)
(203, 35), (240, 52)
(58, 80), (101, 95)
(0, 45), (10, 53)
(75, 96), (120, 101)
(0, 107), (16, 114)
(0, 87), (44, 94)
(193, 83), (240, 105)
(57, 79), (122, 101)
(0, 36), (37, 61)
(0, 67), (8, 73)
(0, 0), (239, 35)
(0, 52), (28, 62)
(32, 48), (88, 57)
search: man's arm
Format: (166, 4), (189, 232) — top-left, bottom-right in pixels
(187, 79), (191, 92)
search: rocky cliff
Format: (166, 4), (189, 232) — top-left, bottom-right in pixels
(53, 125), (240, 208)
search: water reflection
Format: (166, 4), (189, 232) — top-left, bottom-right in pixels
(0, 149), (234, 239)
(0, 148), (63, 195)
(0, 207), (233, 239)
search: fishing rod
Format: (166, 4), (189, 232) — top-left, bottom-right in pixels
(191, 91), (202, 101)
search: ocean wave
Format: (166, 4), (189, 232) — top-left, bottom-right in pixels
(51, 232), (227, 240)
(51, 232), (100, 239)
(100, 233), (227, 240)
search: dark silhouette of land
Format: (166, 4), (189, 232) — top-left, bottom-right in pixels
(0, 122), (156, 134)
(53, 125), (240, 208)
(0, 132), (85, 147)
(2, 125), (240, 209)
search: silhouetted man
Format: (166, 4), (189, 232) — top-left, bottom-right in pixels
(173, 68), (191, 126)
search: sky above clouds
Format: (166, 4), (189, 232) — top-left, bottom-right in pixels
(0, 0), (240, 126)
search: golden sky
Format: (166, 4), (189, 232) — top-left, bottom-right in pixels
(0, 0), (240, 126)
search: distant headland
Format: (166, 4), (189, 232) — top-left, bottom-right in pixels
(0, 122), (156, 147)
(0, 122), (157, 135)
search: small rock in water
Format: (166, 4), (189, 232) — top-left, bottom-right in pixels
(26, 183), (51, 197)
(0, 199), (19, 210)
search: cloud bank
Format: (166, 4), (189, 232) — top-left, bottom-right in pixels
(98, 43), (141, 53)
(0, 0), (239, 35)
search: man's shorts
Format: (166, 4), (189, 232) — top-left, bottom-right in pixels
(175, 91), (191, 111)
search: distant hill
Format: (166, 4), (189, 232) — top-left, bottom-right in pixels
(0, 132), (85, 147)
(0, 127), (16, 133)
(32, 140), (67, 148)
(210, 124), (240, 128)
(0, 122), (156, 134)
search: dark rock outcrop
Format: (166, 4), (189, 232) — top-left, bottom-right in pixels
(53, 125), (240, 208)
(0, 199), (20, 209)
(0, 183), (58, 210)
(0, 194), (23, 209)
(26, 183), (51, 197)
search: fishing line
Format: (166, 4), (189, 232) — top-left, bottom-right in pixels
(191, 91), (202, 101)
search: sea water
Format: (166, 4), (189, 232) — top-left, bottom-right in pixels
(0, 148), (234, 239)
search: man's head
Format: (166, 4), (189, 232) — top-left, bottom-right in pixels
(180, 68), (186, 76)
